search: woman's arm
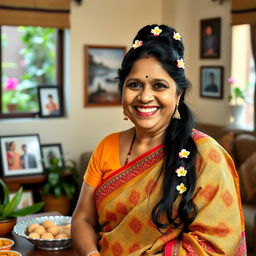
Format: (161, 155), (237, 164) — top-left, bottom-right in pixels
(71, 182), (100, 255)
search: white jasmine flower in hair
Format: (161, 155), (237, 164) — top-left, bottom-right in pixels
(178, 149), (190, 158)
(176, 183), (187, 194)
(173, 32), (182, 41)
(132, 40), (143, 49)
(175, 166), (187, 177)
(177, 58), (185, 69)
(151, 26), (162, 36)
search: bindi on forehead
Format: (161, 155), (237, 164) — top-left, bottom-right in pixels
(145, 75), (149, 78)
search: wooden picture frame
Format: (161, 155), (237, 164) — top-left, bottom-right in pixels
(10, 190), (34, 209)
(200, 17), (221, 59)
(84, 45), (126, 107)
(41, 143), (64, 169)
(0, 134), (43, 177)
(38, 85), (63, 117)
(200, 66), (224, 99)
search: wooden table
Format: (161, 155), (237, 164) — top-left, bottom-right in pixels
(6, 212), (79, 256)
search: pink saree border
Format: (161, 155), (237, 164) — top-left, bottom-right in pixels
(95, 144), (164, 208)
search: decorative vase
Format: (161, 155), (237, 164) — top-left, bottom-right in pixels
(0, 217), (17, 236)
(42, 195), (71, 215)
(230, 105), (245, 125)
(6, 103), (17, 112)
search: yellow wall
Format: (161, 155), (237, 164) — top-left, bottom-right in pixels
(0, 0), (232, 162)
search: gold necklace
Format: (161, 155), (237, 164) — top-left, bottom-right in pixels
(124, 133), (136, 165)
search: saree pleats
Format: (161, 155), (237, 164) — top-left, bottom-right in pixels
(95, 130), (247, 256)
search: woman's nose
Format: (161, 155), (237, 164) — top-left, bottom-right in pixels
(138, 87), (154, 103)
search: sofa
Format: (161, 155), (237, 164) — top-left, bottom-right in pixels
(195, 123), (256, 255)
(79, 123), (256, 254)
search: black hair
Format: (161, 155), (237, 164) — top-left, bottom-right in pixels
(118, 24), (198, 232)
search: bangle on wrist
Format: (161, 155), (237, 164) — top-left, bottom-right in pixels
(87, 251), (100, 256)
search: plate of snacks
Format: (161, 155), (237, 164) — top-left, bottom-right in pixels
(0, 250), (22, 256)
(0, 238), (14, 250)
(13, 216), (71, 250)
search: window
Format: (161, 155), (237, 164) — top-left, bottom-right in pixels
(231, 24), (255, 130)
(0, 26), (64, 118)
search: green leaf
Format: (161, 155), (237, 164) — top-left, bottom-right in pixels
(53, 187), (62, 197)
(2, 187), (23, 218)
(48, 172), (59, 186)
(10, 202), (44, 217)
(43, 183), (51, 195)
(0, 178), (10, 205)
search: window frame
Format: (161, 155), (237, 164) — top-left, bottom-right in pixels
(0, 27), (64, 119)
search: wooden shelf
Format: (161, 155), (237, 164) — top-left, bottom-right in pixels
(3, 174), (46, 190)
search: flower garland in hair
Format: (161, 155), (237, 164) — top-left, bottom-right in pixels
(151, 26), (162, 36)
(173, 32), (182, 41)
(132, 40), (143, 49)
(177, 58), (185, 69)
(176, 149), (190, 194)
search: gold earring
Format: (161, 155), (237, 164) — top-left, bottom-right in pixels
(173, 105), (181, 119)
(123, 115), (128, 120)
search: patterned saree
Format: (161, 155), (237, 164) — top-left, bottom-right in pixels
(94, 130), (247, 255)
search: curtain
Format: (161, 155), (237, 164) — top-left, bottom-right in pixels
(250, 25), (256, 130)
(0, 0), (71, 28)
(231, 0), (256, 25)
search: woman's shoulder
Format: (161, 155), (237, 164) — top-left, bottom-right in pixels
(98, 131), (120, 148)
(191, 128), (229, 159)
(191, 128), (217, 145)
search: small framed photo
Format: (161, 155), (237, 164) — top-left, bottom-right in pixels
(10, 190), (34, 209)
(0, 134), (43, 177)
(84, 45), (126, 107)
(200, 17), (221, 59)
(38, 86), (62, 117)
(200, 66), (224, 99)
(41, 144), (64, 169)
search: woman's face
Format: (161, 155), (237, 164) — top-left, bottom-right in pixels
(122, 57), (180, 134)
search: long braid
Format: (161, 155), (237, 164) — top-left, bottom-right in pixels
(118, 24), (198, 232)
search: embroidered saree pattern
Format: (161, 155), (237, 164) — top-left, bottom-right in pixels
(94, 130), (246, 255)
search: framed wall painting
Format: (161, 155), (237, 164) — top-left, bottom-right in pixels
(0, 134), (43, 177)
(38, 85), (63, 117)
(84, 45), (126, 107)
(10, 190), (34, 209)
(41, 143), (64, 169)
(200, 17), (221, 59)
(200, 66), (224, 99)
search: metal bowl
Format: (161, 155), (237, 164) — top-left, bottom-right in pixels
(13, 216), (71, 250)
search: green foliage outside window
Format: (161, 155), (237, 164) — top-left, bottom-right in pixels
(2, 26), (57, 113)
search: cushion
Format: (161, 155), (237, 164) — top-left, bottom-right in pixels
(234, 133), (256, 167)
(217, 132), (235, 160)
(237, 152), (256, 203)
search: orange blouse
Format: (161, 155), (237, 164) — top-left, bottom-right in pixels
(84, 132), (121, 187)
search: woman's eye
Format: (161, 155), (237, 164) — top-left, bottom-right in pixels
(127, 82), (142, 89)
(154, 83), (168, 90)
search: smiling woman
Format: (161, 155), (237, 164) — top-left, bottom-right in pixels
(71, 24), (246, 256)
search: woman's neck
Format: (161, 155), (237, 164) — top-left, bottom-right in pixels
(133, 127), (165, 147)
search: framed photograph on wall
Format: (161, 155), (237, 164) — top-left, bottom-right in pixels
(10, 190), (34, 209)
(38, 86), (62, 117)
(200, 17), (221, 59)
(41, 143), (64, 169)
(84, 45), (126, 107)
(200, 66), (224, 99)
(0, 134), (43, 177)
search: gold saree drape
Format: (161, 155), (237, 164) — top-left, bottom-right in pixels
(95, 130), (246, 255)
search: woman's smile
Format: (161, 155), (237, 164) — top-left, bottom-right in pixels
(134, 105), (159, 117)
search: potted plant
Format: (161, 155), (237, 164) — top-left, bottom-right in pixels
(41, 158), (79, 215)
(0, 178), (44, 235)
(227, 77), (247, 124)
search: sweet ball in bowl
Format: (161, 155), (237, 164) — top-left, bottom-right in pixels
(13, 216), (72, 250)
